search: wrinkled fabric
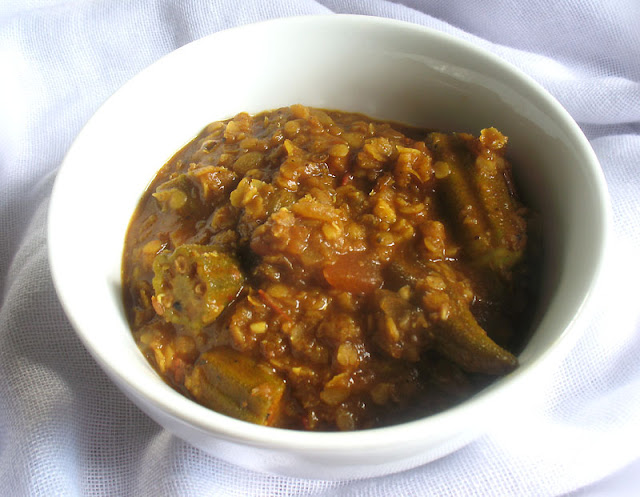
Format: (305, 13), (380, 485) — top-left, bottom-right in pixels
(1, 1), (639, 495)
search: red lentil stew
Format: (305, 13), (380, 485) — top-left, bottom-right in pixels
(122, 105), (538, 431)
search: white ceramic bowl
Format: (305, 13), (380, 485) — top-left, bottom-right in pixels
(48, 15), (610, 479)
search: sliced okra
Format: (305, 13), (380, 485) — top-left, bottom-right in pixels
(185, 347), (286, 426)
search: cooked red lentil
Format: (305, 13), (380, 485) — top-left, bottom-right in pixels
(122, 105), (536, 431)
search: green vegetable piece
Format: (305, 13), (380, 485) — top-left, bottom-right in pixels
(152, 174), (202, 214)
(429, 131), (527, 274)
(185, 347), (286, 426)
(153, 167), (239, 215)
(432, 295), (517, 375)
(152, 244), (244, 328)
(384, 256), (517, 374)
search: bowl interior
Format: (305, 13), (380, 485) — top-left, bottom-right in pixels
(48, 15), (609, 453)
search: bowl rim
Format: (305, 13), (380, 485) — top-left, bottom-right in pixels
(48, 13), (611, 453)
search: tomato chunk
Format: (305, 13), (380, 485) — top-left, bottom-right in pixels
(323, 252), (383, 294)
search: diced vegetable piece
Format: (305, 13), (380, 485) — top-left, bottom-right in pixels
(153, 167), (238, 215)
(429, 131), (527, 274)
(323, 251), (383, 294)
(152, 174), (201, 214)
(184, 347), (285, 426)
(152, 245), (244, 328)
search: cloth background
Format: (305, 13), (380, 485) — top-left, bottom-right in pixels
(1, 1), (639, 495)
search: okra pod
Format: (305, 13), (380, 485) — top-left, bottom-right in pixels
(152, 244), (244, 328)
(429, 131), (527, 274)
(185, 347), (286, 426)
(432, 295), (517, 375)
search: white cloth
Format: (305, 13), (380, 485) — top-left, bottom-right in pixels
(1, 1), (639, 495)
